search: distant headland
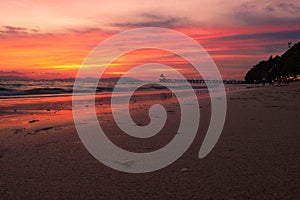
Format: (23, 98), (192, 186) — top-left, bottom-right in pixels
(245, 42), (300, 84)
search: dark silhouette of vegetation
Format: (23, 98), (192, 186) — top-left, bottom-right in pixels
(245, 42), (300, 84)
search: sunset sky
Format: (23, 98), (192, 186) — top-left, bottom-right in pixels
(1, 0), (300, 80)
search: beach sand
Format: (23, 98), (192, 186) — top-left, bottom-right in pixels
(0, 83), (299, 199)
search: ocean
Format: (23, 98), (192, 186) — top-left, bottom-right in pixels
(0, 80), (248, 97)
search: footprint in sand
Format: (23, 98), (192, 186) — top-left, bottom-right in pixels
(14, 127), (26, 134)
(0, 149), (7, 158)
(27, 127), (55, 135)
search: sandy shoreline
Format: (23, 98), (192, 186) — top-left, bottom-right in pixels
(0, 83), (299, 199)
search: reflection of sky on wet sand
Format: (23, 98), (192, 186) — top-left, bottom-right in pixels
(0, 85), (246, 131)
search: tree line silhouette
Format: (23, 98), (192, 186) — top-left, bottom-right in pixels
(245, 42), (300, 84)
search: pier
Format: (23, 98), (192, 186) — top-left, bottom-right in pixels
(159, 74), (243, 84)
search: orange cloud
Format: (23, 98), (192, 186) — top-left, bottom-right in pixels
(1, 24), (300, 80)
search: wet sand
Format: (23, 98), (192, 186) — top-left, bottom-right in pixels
(0, 83), (299, 199)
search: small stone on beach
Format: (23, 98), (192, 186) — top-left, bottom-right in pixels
(181, 168), (190, 172)
(29, 119), (39, 123)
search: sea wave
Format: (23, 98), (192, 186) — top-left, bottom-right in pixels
(0, 87), (72, 96)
